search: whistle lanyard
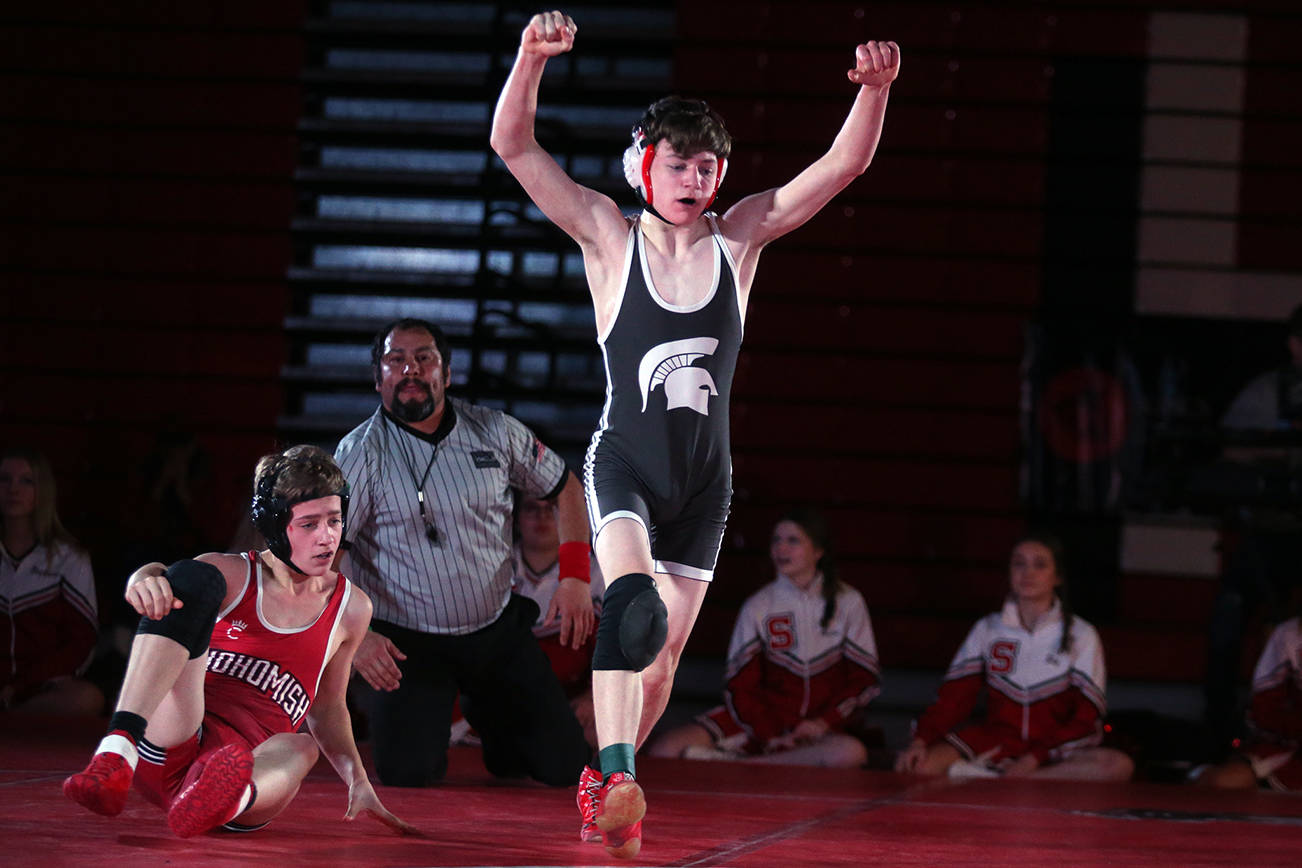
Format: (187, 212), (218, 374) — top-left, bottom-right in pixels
(394, 422), (441, 545)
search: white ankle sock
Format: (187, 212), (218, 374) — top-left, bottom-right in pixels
(94, 733), (140, 771)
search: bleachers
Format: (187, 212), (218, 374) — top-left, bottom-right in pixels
(281, 1), (675, 467)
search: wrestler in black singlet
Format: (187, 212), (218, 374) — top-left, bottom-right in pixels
(583, 214), (743, 580)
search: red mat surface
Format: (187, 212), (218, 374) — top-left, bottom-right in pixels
(5, 716), (1299, 866)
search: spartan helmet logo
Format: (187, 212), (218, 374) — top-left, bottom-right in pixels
(638, 337), (720, 416)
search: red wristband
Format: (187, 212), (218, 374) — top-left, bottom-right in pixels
(557, 541), (591, 583)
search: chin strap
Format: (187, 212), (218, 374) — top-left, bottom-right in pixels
(634, 189), (676, 226)
(623, 120), (727, 225)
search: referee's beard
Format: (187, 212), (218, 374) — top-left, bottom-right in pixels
(391, 379), (436, 423)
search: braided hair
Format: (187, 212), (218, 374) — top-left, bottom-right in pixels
(1012, 530), (1074, 654)
(778, 506), (841, 631)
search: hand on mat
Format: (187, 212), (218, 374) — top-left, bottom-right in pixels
(352, 630), (405, 692)
(847, 40), (901, 89)
(548, 576), (595, 649)
(346, 779), (422, 836)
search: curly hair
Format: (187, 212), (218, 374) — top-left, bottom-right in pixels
(778, 506), (841, 631)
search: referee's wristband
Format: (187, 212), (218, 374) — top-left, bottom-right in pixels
(557, 541), (591, 584)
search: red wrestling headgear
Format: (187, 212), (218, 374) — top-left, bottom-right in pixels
(622, 125), (728, 217)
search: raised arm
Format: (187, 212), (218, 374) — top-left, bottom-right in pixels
(490, 10), (626, 249)
(722, 40), (900, 249)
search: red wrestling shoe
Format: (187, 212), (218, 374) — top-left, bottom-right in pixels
(63, 740), (136, 817)
(595, 771), (645, 860)
(167, 743), (254, 838)
(576, 764), (602, 843)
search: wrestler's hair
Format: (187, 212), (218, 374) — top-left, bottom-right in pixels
(1011, 530), (1074, 654)
(0, 447), (83, 568)
(777, 506), (841, 631)
(370, 317), (452, 386)
(253, 445), (347, 508)
(637, 96), (732, 161)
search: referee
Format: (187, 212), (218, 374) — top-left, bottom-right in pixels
(336, 317), (592, 787)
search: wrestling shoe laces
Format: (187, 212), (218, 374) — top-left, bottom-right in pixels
(576, 763), (603, 843)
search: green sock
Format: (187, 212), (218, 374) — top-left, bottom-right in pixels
(598, 743), (636, 782)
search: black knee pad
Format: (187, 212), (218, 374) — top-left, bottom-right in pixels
(135, 559), (226, 659)
(593, 573), (668, 673)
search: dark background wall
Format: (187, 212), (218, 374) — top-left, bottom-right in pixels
(2, 2), (307, 600)
(670, 1), (1301, 678)
(678, 3), (1045, 663)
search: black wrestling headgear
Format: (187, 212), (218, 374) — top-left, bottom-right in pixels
(250, 453), (350, 575)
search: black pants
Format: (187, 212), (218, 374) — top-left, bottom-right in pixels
(1204, 527), (1302, 754)
(360, 594), (589, 787)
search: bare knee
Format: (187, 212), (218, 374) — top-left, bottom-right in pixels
(823, 734), (868, 768)
(242, 734), (319, 825)
(262, 732), (320, 776)
(919, 743), (960, 776)
(1198, 758), (1257, 789)
(15, 678), (104, 716)
(1038, 747), (1135, 781)
(647, 722), (711, 758)
(289, 733), (320, 770)
(62, 679), (107, 716)
(1076, 747), (1134, 782)
(1101, 748), (1134, 782)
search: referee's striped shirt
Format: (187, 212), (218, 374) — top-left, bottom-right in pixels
(335, 399), (566, 635)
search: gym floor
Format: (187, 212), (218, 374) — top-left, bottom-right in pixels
(8, 715), (1298, 867)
